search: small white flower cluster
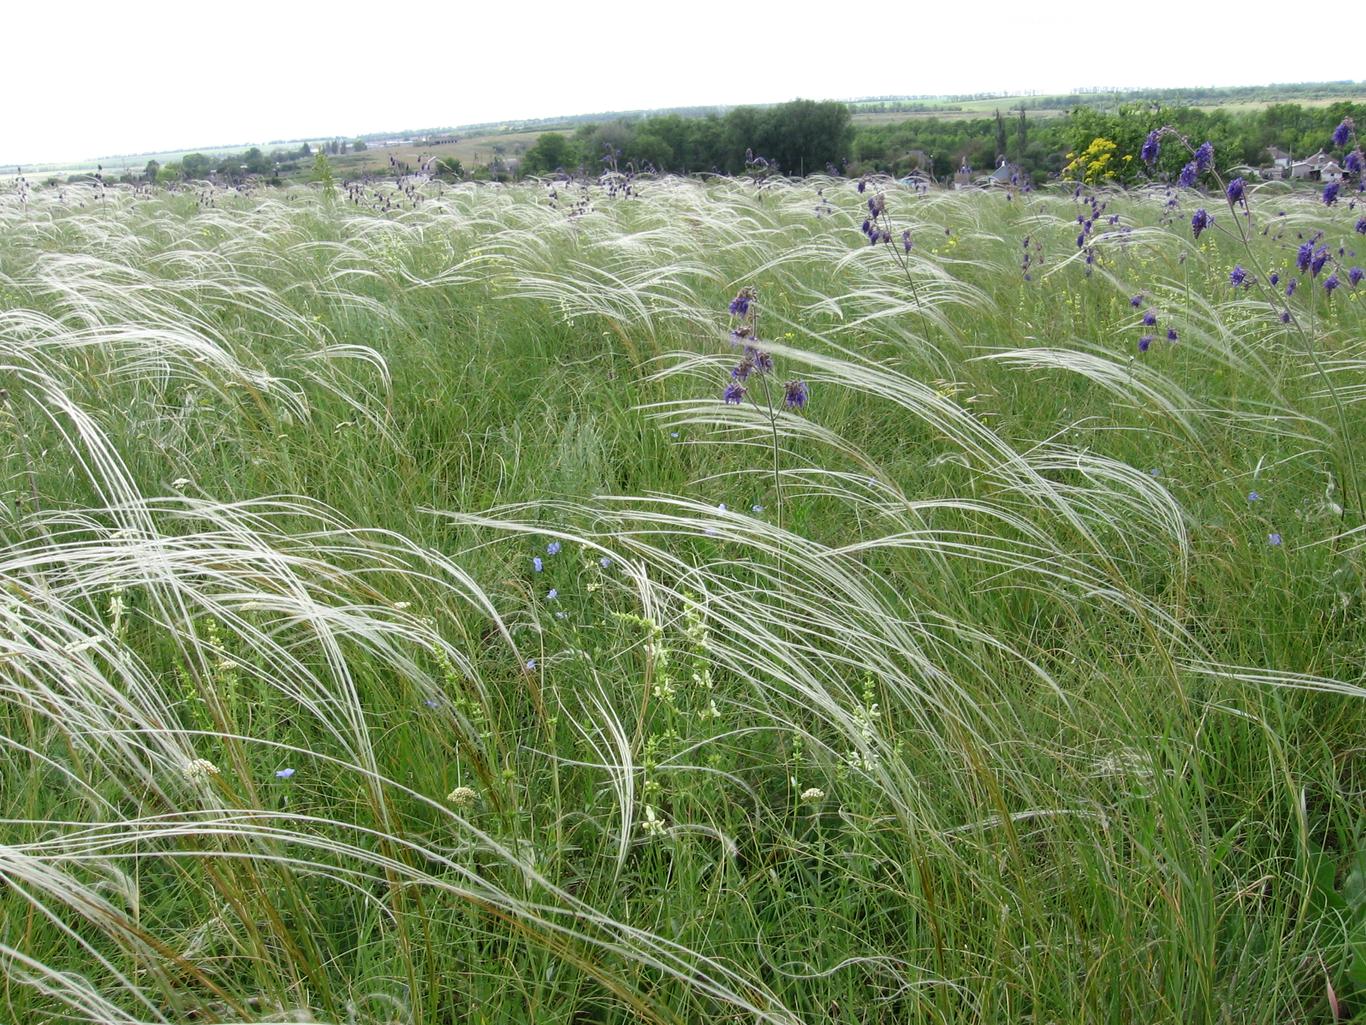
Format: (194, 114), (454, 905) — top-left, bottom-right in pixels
(799, 787), (826, 803)
(641, 805), (667, 837)
(447, 786), (479, 809)
(183, 758), (220, 782)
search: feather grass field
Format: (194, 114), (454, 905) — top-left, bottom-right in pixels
(1, 167), (1364, 1023)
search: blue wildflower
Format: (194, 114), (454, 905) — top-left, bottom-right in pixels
(1324, 274), (1340, 295)
(1167, 327), (1179, 342)
(1140, 130), (1161, 167)
(1191, 208), (1211, 238)
(1138, 335), (1154, 352)
(1324, 182), (1340, 206)
(1347, 150), (1364, 174)
(1248, 490), (1260, 501)
(547, 541), (561, 555)
(783, 380), (809, 409)
(526, 658), (537, 670)
(1130, 294), (1144, 307)
(599, 556), (612, 568)
(1357, 218), (1366, 234)
(1269, 271), (1279, 286)
(1194, 141), (1214, 170)
(1230, 265), (1248, 287)
(1311, 247), (1329, 276)
(1178, 161), (1199, 188)
(533, 556), (543, 573)
(1225, 178), (1245, 205)
(1333, 118), (1353, 147)
(1349, 266), (1364, 286)
(1297, 242), (1314, 272)
(723, 381), (747, 404)
(1142, 309), (1158, 326)
(276, 768), (295, 779)
(1267, 533), (1282, 546)
(547, 588), (558, 600)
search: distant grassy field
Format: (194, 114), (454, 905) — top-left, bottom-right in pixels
(1, 164), (1364, 1023)
(852, 92), (1366, 123)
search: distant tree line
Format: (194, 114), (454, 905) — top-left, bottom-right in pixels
(519, 99), (853, 178)
(508, 98), (1366, 189)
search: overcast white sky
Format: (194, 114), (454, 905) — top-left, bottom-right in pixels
(5, 2), (1358, 166)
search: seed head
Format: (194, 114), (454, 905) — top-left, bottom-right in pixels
(447, 786), (478, 808)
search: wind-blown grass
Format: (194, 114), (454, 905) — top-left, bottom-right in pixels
(0, 170), (1362, 1023)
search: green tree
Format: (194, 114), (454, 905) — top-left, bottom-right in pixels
(181, 152), (214, 179)
(312, 150), (336, 200)
(522, 133), (574, 175)
(434, 157), (464, 180)
(143, 159), (160, 183)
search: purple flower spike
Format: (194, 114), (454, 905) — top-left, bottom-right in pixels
(1226, 178), (1245, 205)
(1349, 266), (1364, 287)
(1324, 274), (1340, 295)
(1194, 141), (1214, 170)
(1141, 130), (1161, 167)
(1179, 162), (1199, 188)
(1138, 335), (1153, 352)
(1230, 265), (1249, 287)
(1324, 183), (1340, 206)
(1311, 247), (1329, 277)
(1333, 118), (1353, 147)
(1191, 208), (1212, 239)
(783, 380), (809, 409)
(723, 382), (747, 405)
(1142, 309), (1158, 326)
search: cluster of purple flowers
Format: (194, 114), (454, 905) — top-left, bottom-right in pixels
(1133, 301), (1177, 353)
(1073, 191), (1108, 267)
(1141, 130), (1162, 167)
(1191, 208), (1212, 239)
(721, 288), (808, 410)
(860, 189), (898, 246)
(1177, 141), (1214, 189)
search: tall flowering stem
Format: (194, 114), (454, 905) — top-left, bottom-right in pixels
(859, 180), (926, 313)
(722, 288), (807, 539)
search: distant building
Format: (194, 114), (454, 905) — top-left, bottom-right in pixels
(986, 159), (1023, 186)
(1266, 146), (1292, 169)
(1290, 150), (1331, 180)
(1322, 160), (1344, 184)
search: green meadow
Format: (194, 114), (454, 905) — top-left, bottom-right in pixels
(0, 169), (1363, 1024)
